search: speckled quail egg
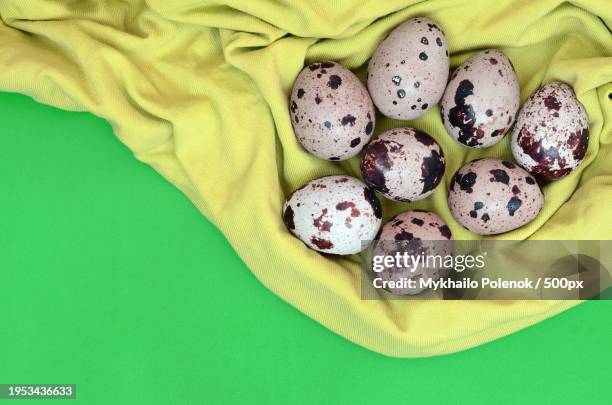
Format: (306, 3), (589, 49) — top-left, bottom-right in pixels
(360, 127), (445, 202)
(367, 17), (449, 120)
(282, 176), (382, 254)
(511, 81), (590, 180)
(289, 62), (375, 161)
(448, 158), (543, 235)
(440, 49), (520, 148)
(372, 211), (453, 295)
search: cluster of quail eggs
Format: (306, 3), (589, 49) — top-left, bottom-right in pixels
(283, 17), (590, 256)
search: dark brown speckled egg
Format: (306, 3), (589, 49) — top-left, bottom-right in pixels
(448, 159), (543, 235)
(360, 127), (445, 202)
(511, 81), (590, 180)
(282, 176), (382, 255)
(440, 49), (520, 148)
(372, 211), (453, 295)
(367, 17), (449, 120)
(289, 62), (375, 161)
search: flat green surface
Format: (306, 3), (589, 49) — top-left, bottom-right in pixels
(0, 91), (610, 404)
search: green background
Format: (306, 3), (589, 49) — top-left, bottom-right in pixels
(0, 91), (610, 404)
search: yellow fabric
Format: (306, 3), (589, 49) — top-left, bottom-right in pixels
(1, 0), (610, 357)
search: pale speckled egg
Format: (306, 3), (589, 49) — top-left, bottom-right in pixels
(372, 211), (453, 295)
(282, 175), (382, 254)
(360, 127), (445, 202)
(367, 17), (449, 120)
(289, 62), (375, 161)
(448, 159), (543, 235)
(511, 81), (589, 180)
(440, 49), (520, 148)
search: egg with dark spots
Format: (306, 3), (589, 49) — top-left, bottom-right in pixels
(372, 211), (453, 295)
(282, 176), (382, 254)
(367, 17), (449, 120)
(289, 62), (375, 160)
(360, 128), (445, 202)
(448, 158), (543, 235)
(511, 81), (590, 180)
(440, 49), (520, 148)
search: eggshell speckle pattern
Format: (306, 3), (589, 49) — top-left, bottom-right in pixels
(289, 62), (375, 160)
(360, 127), (445, 202)
(367, 17), (449, 120)
(282, 176), (382, 255)
(440, 49), (520, 148)
(511, 81), (589, 180)
(373, 211), (452, 295)
(448, 159), (543, 235)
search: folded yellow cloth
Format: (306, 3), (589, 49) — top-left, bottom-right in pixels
(1, 0), (610, 357)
